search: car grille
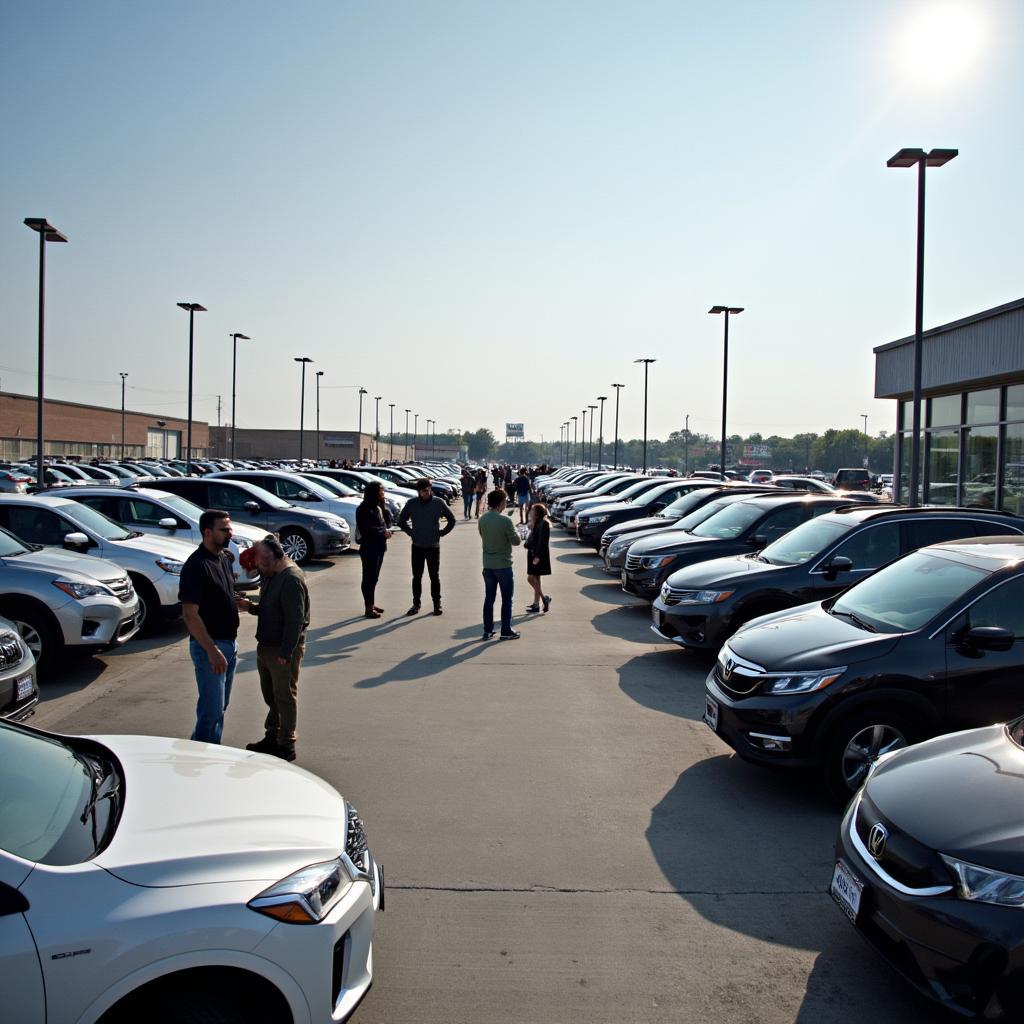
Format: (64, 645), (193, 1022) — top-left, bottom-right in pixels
(625, 553), (643, 571)
(713, 648), (766, 697)
(345, 804), (371, 877)
(855, 794), (953, 891)
(102, 576), (135, 604)
(662, 585), (697, 606)
(0, 634), (24, 670)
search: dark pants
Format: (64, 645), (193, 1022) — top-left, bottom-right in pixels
(360, 547), (385, 605)
(482, 567), (514, 634)
(411, 545), (441, 606)
(256, 638), (305, 743)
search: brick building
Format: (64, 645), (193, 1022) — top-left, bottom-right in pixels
(208, 426), (413, 463)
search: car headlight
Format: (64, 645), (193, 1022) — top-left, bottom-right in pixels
(52, 578), (115, 599)
(762, 668), (846, 694)
(155, 559), (183, 575)
(641, 555), (675, 568)
(591, 514), (610, 524)
(316, 517), (347, 532)
(248, 856), (356, 924)
(665, 588), (735, 605)
(608, 540), (628, 556)
(940, 856), (1024, 907)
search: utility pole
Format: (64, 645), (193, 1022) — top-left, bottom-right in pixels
(120, 372), (128, 458)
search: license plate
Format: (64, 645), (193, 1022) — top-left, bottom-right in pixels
(15, 674), (33, 701)
(830, 860), (864, 923)
(621, 569), (628, 586)
(704, 696), (719, 732)
(652, 607), (664, 628)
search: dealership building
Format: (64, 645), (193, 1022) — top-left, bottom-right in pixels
(874, 296), (1024, 514)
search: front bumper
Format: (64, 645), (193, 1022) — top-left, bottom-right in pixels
(58, 595), (144, 649)
(620, 568), (661, 599)
(833, 799), (1024, 1019)
(650, 600), (729, 650)
(311, 526), (351, 556)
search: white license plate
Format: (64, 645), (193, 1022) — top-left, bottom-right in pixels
(15, 674), (33, 701)
(704, 696), (719, 732)
(830, 860), (864, 922)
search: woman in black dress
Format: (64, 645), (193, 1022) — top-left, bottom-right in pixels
(356, 482), (393, 618)
(524, 501), (552, 613)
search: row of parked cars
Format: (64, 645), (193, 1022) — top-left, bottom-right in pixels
(536, 464), (1024, 1019)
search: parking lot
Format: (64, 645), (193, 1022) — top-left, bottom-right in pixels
(30, 517), (927, 1023)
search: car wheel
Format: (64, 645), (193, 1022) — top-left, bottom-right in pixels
(279, 528), (312, 563)
(825, 710), (914, 800)
(129, 574), (161, 636)
(2, 606), (61, 675)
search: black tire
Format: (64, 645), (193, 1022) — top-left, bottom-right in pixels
(824, 709), (916, 801)
(0, 603), (62, 676)
(103, 988), (262, 1024)
(130, 574), (162, 636)
(279, 527), (312, 563)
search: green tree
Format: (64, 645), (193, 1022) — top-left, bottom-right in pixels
(465, 427), (496, 460)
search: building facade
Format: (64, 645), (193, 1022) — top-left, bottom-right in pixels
(874, 297), (1024, 513)
(208, 426), (414, 463)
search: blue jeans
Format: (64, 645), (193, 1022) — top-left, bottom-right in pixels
(482, 567), (514, 634)
(463, 493), (474, 517)
(189, 638), (237, 744)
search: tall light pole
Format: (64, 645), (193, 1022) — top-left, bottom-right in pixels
(24, 219), (68, 489)
(611, 383), (624, 470)
(358, 387), (367, 460)
(683, 413), (690, 475)
(176, 302), (207, 474)
(405, 408), (411, 456)
(559, 423), (565, 466)
(588, 404), (597, 469)
(887, 146), (957, 507)
(414, 412), (419, 455)
(634, 358), (656, 472)
(388, 403), (395, 461)
(119, 373), (128, 457)
(708, 308), (742, 478)
(294, 357), (313, 462)
(572, 415), (578, 465)
(563, 421), (569, 466)
(861, 413), (869, 469)
(581, 408), (588, 467)
(156, 420), (167, 459)
(374, 396), (381, 462)
(596, 396), (607, 469)
(315, 370), (324, 462)
(229, 333), (250, 460)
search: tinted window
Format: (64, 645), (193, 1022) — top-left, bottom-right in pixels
(209, 483), (258, 512)
(74, 495), (121, 520)
(691, 502), (766, 539)
(62, 503), (132, 541)
(0, 507), (73, 546)
(964, 577), (1024, 636)
(832, 522), (901, 570)
(119, 498), (173, 525)
(756, 505), (808, 543)
(903, 518), (986, 550)
(761, 516), (851, 566)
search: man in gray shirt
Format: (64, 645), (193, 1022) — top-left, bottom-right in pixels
(397, 478), (456, 616)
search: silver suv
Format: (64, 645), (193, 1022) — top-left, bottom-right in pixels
(0, 525), (140, 673)
(0, 494), (192, 634)
(0, 614), (38, 719)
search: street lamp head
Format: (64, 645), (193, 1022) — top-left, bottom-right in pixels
(708, 306), (743, 315)
(359, 387), (368, 395)
(24, 218), (68, 243)
(177, 302), (207, 312)
(634, 357), (657, 364)
(926, 148), (958, 167)
(230, 333), (251, 341)
(120, 372), (128, 380)
(389, 402), (395, 410)
(294, 356), (313, 364)
(316, 370), (325, 378)
(887, 147), (926, 168)
(597, 395), (607, 401)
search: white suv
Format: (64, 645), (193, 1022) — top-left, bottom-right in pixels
(0, 720), (383, 1024)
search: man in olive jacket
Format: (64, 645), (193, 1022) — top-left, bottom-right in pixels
(237, 535), (310, 761)
(397, 478), (456, 615)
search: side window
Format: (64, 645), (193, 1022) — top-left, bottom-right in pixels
(756, 506), (806, 543)
(275, 479), (306, 499)
(0, 507), (72, 546)
(209, 484), (252, 512)
(120, 498), (167, 525)
(832, 522), (901, 570)
(964, 577), (1024, 637)
(904, 518), (982, 551)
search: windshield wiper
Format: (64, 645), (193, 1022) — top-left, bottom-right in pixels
(831, 608), (878, 632)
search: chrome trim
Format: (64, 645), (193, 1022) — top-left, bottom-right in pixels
(847, 796), (952, 897)
(749, 732), (792, 747)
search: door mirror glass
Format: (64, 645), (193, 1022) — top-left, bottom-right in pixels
(965, 625), (1015, 652)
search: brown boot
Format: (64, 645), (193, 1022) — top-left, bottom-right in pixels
(365, 604), (382, 619)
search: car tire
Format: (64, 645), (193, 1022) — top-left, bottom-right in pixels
(0, 602), (61, 676)
(101, 985), (275, 1024)
(279, 527), (312, 563)
(129, 574), (161, 636)
(825, 709), (916, 801)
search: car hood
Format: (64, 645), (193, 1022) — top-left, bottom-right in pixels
(726, 604), (900, 669)
(93, 735), (348, 887)
(229, 522), (266, 543)
(664, 553), (781, 590)
(112, 533), (196, 561)
(580, 500), (635, 518)
(867, 726), (1024, 872)
(606, 515), (680, 537)
(629, 531), (723, 556)
(1, 548), (127, 581)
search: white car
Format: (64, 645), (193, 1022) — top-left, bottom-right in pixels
(0, 721), (382, 1024)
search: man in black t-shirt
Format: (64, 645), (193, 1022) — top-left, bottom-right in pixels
(179, 509), (240, 744)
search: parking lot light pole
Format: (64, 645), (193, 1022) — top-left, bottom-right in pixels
(588, 405), (597, 468)
(571, 415), (578, 465)
(229, 333), (250, 460)
(315, 371), (324, 462)
(887, 147), (957, 507)
(684, 413), (690, 475)
(388, 403), (395, 461)
(294, 357), (313, 462)
(596, 396), (607, 469)
(414, 413), (419, 455)
(581, 408), (588, 467)
(634, 359), (656, 472)
(176, 302), (207, 475)
(24, 218), (68, 489)
(374, 396), (381, 462)
(708, 308), (742, 479)
(119, 373), (128, 457)
(358, 388), (367, 460)
(405, 409), (411, 455)
(611, 384), (624, 470)
(861, 414), (869, 469)
(563, 421), (570, 466)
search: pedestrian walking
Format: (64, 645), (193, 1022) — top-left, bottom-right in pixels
(514, 467), (532, 524)
(237, 535), (310, 762)
(478, 488), (522, 640)
(356, 481), (393, 618)
(461, 467), (475, 519)
(398, 478), (456, 615)
(473, 469), (487, 518)
(179, 510), (240, 744)
(524, 501), (553, 613)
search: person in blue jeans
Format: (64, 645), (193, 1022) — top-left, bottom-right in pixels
(514, 467), (532, 524)
(179, 509), (240, 744)
(478, 489), (522, 640)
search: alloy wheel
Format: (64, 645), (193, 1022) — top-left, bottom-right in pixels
(282, 532), (309, 562)
(841, 723), (908, 790)
(13, 620), (43, 659)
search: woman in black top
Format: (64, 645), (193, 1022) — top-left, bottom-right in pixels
(524, 502), (552, 613)
(356, 482), (392, 618)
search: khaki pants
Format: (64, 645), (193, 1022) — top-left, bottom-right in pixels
(256, 638), (305, 743)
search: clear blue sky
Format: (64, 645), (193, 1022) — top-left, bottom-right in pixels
(2, 0), (1021, 446)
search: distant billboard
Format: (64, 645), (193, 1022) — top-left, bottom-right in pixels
(743, 443), (771, 460)
(506, 422), (525, 439)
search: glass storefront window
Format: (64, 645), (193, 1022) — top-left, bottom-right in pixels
(900, 401), (913, 432)
(1004, 423), (1024, 516)
(964, 425), (997, 508)
(925, 429), (959, 505)
(1007, 385), (1024, 423)
(898, 431), (923, 504)
(929, 394), (962, 428)
(966, 389), (1000, 425)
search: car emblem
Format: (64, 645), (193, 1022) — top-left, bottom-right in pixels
(867, 823), (888, 859)
(724, 658), (736, 677)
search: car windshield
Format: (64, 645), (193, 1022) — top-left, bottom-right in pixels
(0, 723), (119, 864)
(615, 480), (657, 501)
(101, 465), (133, 479)
(831, 550), (988, 633)
(63, 501), (133, 541)
(658, 488), (719, 519)
(671, 498), (735, 531)
(760, 517), (851, 565)
(0, 527), (29, 557)
(160, 494), (206, 520)
(691, 501), (767, 539)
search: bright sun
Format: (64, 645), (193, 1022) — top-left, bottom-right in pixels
(895, 2), (987, 87)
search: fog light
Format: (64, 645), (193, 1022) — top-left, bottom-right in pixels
(81, 619), (100, 638)
(748, 732), (792, 752)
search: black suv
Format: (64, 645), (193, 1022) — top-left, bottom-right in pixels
(653, 506), (1024, 650)
(704, 535), (1024, 798)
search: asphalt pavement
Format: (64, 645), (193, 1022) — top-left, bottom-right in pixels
(32, 514), (929, 1023)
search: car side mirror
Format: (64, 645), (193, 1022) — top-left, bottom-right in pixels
(822, 555), (853, 580)
(296, 490), (317, 501)
(748, 533), (767, 549)
(965, 626), (1015, 652)
(0, 881), (29, 917)
(63, 531), (91, 548)
(158, 517), (178, 530)
(244, 501), (261, 512)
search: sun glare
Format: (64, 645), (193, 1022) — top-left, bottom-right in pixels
(896, 2), (987, 88)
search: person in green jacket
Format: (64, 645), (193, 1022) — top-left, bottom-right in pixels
(477, 489), (522, 640)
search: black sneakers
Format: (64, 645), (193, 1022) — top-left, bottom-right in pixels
(499, 631), (521, 641)
(245, 735), (278, 754)
(406, 603), (421, 616)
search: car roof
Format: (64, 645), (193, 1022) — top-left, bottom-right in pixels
(0, 493), (78, 508)
(922, 536), (1024, 570)
(822, 504), (1024, 526)
(733, 492), (842, 509)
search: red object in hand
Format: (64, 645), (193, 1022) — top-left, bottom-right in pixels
(239, 547), (257, 573)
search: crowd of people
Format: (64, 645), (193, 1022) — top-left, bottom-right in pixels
(177, 466), (553, 761)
